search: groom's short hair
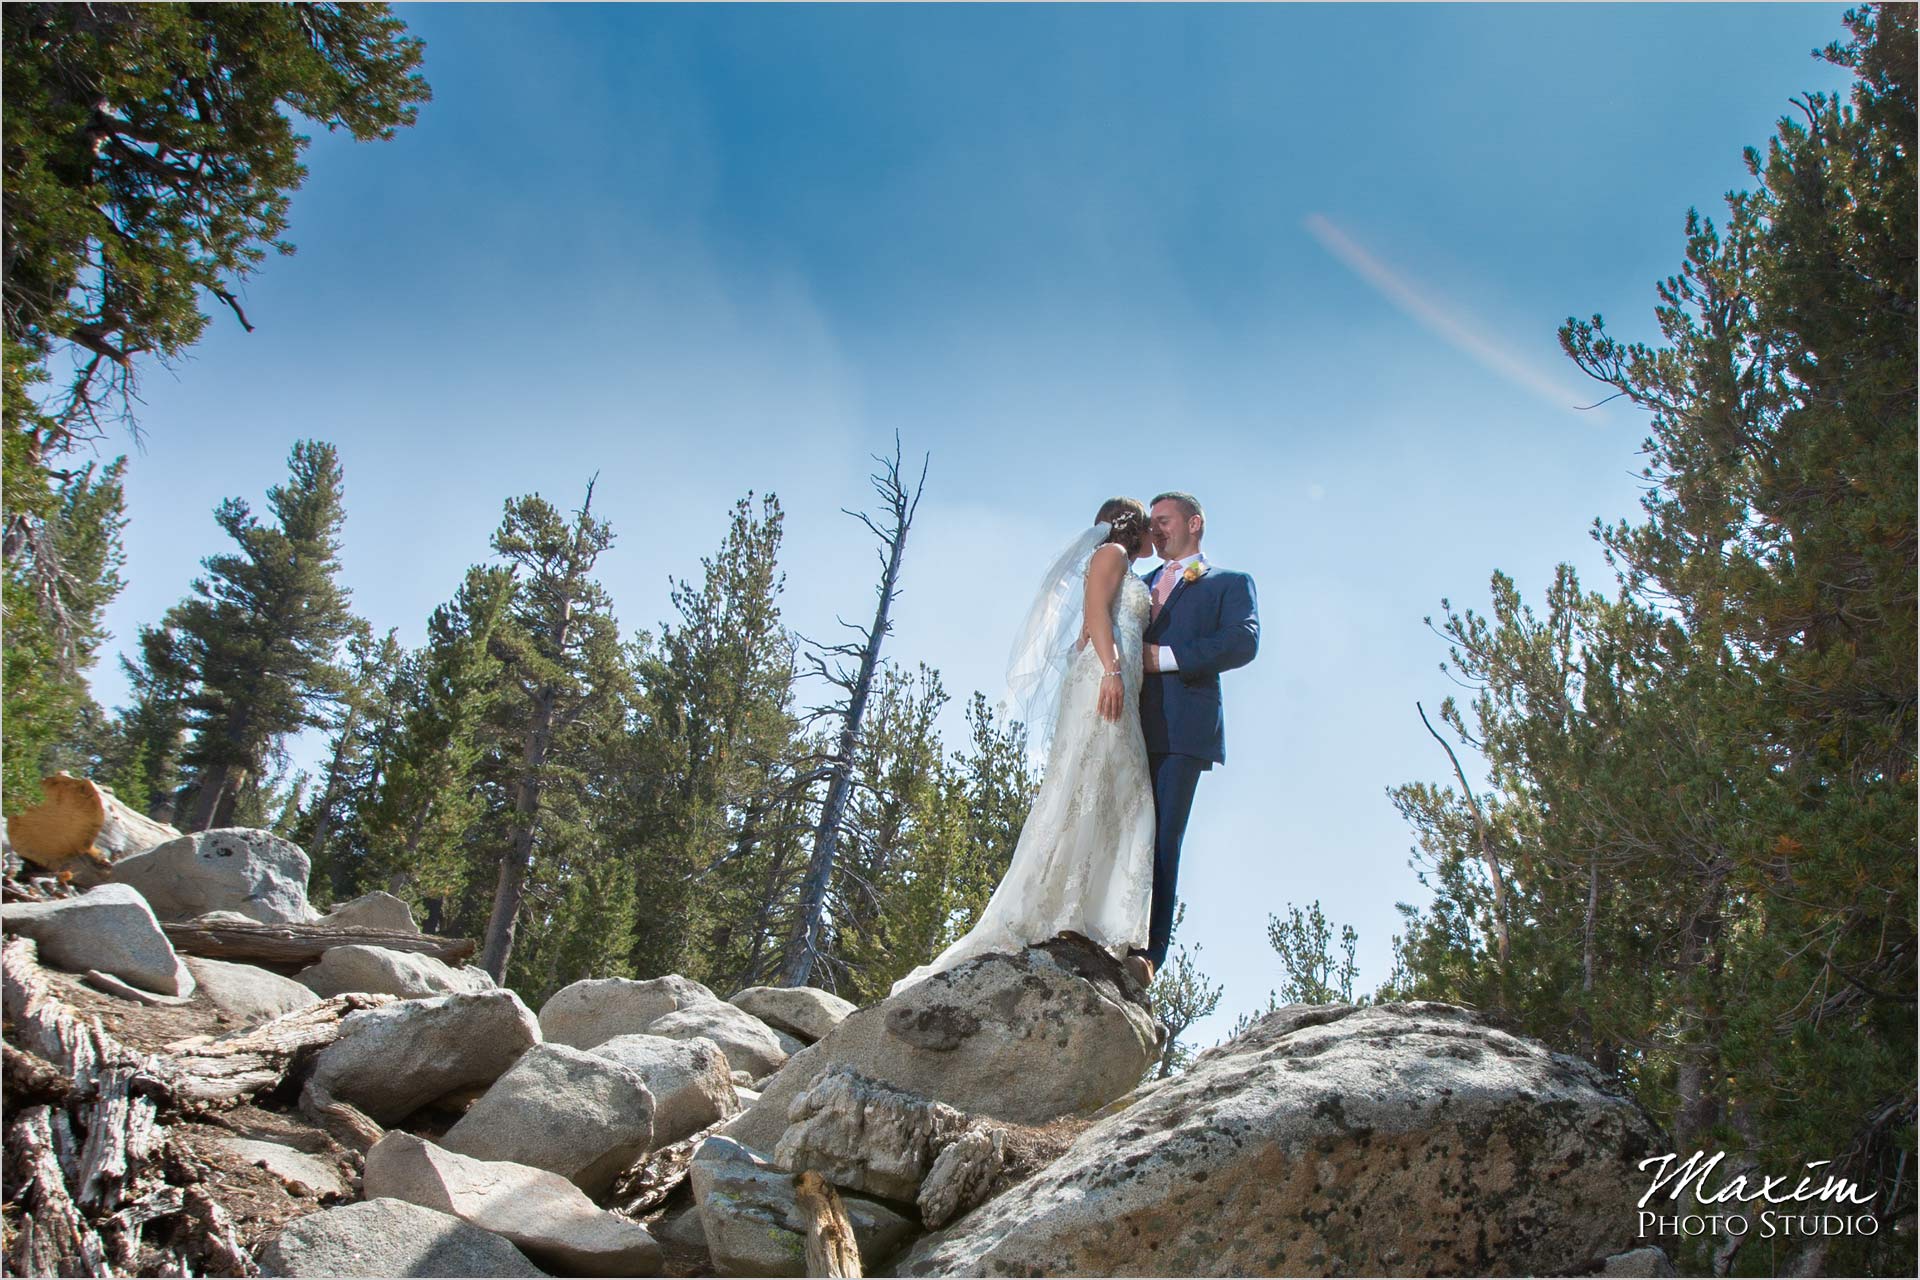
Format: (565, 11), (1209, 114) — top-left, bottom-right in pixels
(1152, 491), (1205, 536)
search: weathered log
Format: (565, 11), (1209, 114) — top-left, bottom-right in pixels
(163, 991), (398, 1111)
(794, 1169), (863, 1278)
(605, 1116), (729, 1216)
(6, 934), (392, 1114)
(180, 1185), (259, 1277)
(298, 1078), (386, 1154)
(4, 1040), (76, 1106)
(160, 919), (476, 966)
(3, 936), (166, 1217)
(6, 1106), (114, 1277)
(5, 772), (180, 883)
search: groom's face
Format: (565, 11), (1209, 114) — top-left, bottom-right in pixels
(1150, 499), (1201, 560)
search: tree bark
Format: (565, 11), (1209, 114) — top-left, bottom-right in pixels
(794, 1170), (862, 1278)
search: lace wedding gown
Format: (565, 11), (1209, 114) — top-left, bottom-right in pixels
(890, 568), (1156, 997)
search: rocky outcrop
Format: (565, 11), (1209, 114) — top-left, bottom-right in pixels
(185, 955), (322, 1027)
(305, 989), (540, 1124)
(365, 1131), (660, 1275)
(110, 828), (317, 924)
(894, 1001), (1667, 1277)
(689, 1134), (918, 1276)
(1, 883), (195, 996)
(646, 1001), (789, 1079)
(538, 974), (719, 1049)
(440, 1042), (656, 1197)
(587, 1033), (740, 1146)
(728, 984), (857, 1044)
(918, 1125), (1008, 1229)
(255, 1197), (546, 1277)
(726, 935), (1159, 1153)
(316, 890), (417, 932)
(296, 944), (494, 999)
(773, 1065), (970, 1202)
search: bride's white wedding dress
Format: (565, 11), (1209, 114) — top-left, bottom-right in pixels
(889, 566), (1156, 997)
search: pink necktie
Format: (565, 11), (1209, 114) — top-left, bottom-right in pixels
(1151, 562), (1181, 623)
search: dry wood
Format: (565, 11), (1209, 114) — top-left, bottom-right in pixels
(4, 771), (179, 882)
(180, 1185), (259, 1277)
(298, 1079), (385, 1153)
(160, 918), (476, 966)
(6, 1106), (114, 1278)
(4, 1039), (76, 1106)
(6, 934), (392, 1115)
(793, 1169), (862, 1278)
(163, 990), (397, 1111)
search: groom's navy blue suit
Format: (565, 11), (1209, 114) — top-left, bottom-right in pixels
(1137, 561), (1259, 968)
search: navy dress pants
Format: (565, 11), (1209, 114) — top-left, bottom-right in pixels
(1142, 752), (1208, 968)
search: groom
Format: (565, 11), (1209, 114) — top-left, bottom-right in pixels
(1128, 491), (1259, 989)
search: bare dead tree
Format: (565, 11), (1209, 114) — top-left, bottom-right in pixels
(779, 436), (928, 987)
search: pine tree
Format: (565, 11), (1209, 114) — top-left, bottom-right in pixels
(622, 495), (804, 986)
(357, 566), (515, 915)
(294, 624), (406, 902)
(0, 456), (127, 812)
(474, 482), (627, 983)
(823, 663), (951, 1002)
(92, 622), (196, 820)
(1143, 902), (1225, 1083)
(167, 440), (361, 830)
(1391, 11), (1914, 1271)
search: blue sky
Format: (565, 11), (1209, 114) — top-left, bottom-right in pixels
(82, 2), (1858, 1047)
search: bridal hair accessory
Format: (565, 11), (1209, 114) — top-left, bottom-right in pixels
(1001, 520), (1114, 751)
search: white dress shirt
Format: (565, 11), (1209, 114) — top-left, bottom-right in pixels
(1152, 554), (1201, 672)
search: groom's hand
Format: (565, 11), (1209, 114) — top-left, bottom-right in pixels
(1143, 645), (1161, 674)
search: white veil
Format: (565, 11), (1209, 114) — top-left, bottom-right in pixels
(1000, 521), (1112, 750)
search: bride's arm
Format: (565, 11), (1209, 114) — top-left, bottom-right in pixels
(1083, 543), (1127, 722)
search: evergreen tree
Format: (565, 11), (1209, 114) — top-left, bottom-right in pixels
(0, 456), (126, 812)
(3, 3), (429, 449)
(474, 482), (627, 983)
(1143, 901), (1225, 1083)
(294, 624), (405, 896)
(357, 566), (515, 915)
(2, 7), (428, 815)
(623, 495), (804, 986)
(823, 663), (951, 1002)
(168, 440), (361, 830)
(1391, 11), (1913, 1271)
(92, 621), (196, 820)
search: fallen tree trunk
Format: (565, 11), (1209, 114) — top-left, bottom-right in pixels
(160, 919), (476, 967)
(4, 772), (180, 884)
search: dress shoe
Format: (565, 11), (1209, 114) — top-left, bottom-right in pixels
(1125, 953), (1156, 987)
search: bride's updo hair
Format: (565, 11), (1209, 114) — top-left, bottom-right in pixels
(1095, 497), (1149, 555)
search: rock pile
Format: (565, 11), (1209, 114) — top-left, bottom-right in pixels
(3, 815), (1678, 1278)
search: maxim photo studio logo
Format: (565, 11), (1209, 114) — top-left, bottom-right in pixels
(1637, 1150), (1879, 1241)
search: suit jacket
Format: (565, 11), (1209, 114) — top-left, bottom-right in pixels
(1139, 562), (1259, 765)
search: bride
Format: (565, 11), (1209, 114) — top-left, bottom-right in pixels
(889, 497), (1158, 998)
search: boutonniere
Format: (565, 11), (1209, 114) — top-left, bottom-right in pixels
(1181, 556), (1210, 584)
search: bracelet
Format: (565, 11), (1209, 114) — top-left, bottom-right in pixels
(1103, 669), (1122, 680)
